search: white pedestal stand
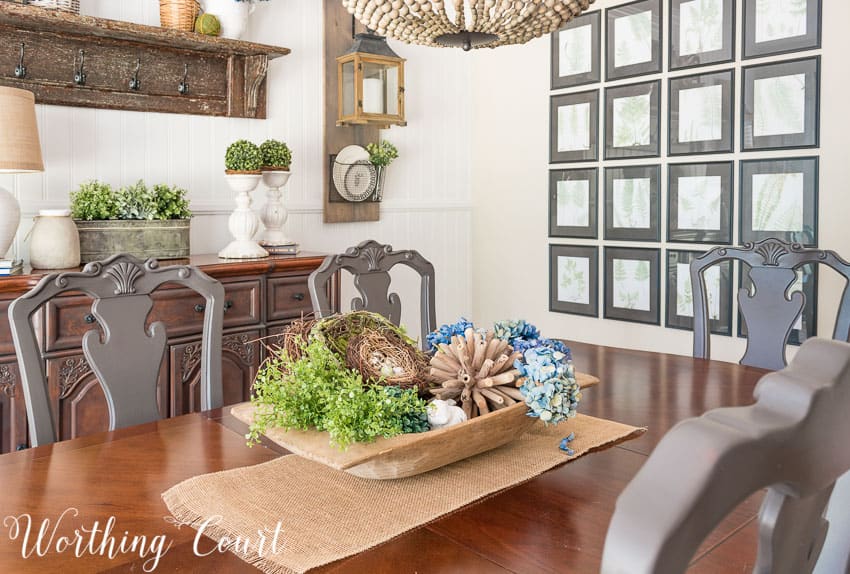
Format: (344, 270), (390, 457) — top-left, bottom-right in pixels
(218, 173), (268, 259)
(259, 170), (293, 246)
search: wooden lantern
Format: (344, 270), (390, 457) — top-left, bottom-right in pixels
(336, 33), (406, 128)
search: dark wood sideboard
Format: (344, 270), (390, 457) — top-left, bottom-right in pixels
(0, 253), (338, 454)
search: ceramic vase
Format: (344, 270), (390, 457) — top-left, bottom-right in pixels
(29, 209), (80, 269)
(201, 0), (255, 39)
(0, 188), (20, 259)
(259, 170), (292, 246)
(219, 173), (268, 259)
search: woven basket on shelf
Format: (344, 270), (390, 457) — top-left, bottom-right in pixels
(159, 0), (200, 32)
(27, 0), (81, 14)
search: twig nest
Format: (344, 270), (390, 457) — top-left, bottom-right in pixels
(271, 317), (316, 362)
(427, 327), (523, 419)
(345, 330), (431, 393)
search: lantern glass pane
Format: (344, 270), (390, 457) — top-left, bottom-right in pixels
(342, 61), (355, 117)
(362, 62), (394, 115)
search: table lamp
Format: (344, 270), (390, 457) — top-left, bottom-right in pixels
(0, 87), (44, 259)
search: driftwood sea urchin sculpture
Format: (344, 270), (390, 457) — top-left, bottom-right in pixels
(428, 327), (525, 419)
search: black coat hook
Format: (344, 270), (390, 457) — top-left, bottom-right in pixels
(15, 43), (26, 79)
(74, 49), (86, 86)
(178, 63), (189, 95)
(129, 58), (141, 91)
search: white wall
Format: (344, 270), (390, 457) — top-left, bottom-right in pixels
(0, 0), (473, 337)
(469, 0), (850, 364)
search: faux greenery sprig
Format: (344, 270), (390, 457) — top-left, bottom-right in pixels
(259, 139), (292, 170)
(366, 140), (399, 167)
(247, 339), (428, 449)
(70, 181), (119, 221)
(225, 139), (263, 172)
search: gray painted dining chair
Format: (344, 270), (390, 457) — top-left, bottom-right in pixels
(8, 254), (225, 447)
(308, 240), (436, 350)
(601, 337), (850, 574)
(691, 238), (850, 370)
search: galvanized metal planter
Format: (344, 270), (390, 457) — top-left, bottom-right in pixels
(75, 219), (190, 263)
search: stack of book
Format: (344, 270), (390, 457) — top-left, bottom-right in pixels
(0, 259), (23, 276)
(265, 244), (299, 256)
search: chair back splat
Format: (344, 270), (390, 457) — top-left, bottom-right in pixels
(8, 254), (224, 447)
(601, 337), (850, 574)
(691, 239), (850, 370)
(308, 240), (436, 350)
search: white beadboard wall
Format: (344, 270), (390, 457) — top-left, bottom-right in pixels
(0, 0), (473, 337)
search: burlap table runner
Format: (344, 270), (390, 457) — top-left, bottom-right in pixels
(162, 413), (645, 574)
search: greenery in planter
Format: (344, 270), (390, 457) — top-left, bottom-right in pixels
(70, 181), (120, 221)
(225, 139), (263, 173)
(366, 140), (399, 167)
(247, 338), (428, 450)
(259, 139), (292, 170)
(70, 180), (191, 221)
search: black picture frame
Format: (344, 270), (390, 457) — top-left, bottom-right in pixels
(604, 80), (661, 160)
(550, 244), (599, 317)
(738, 262), (818, 346)
(668, 161), (733, 244)
(604, 246), (661, 325)
(669, 0), (735, 70)
(550, 90), (599, 163)
(606, 0), (662, 81)
(740, 157), (818, 247)
(551, 11), (602, 89)
(742, 57), (820, 152)
(549, 168), (598, 238)
(743, 0), (821, 59)
(669, 69), (734, 155)
(604, 164), (660, 241)
(666, 250), (733, 336)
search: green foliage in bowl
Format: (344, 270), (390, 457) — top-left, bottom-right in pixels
(225, 139), (263, 173)
(366, 140), (399, 167)
(259, 139), (292, 171)
(71, 180), (191, 221)
(248, 339), (428, 450)
(70, 181), (120, 221)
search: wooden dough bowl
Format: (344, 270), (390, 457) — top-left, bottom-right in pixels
(231, 372), (600, 480)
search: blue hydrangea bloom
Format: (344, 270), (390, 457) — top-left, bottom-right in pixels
(426, 318), (475, 352)
(515, 346), (581, 426)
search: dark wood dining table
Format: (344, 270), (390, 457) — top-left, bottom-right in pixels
(0, 341), (769, 573)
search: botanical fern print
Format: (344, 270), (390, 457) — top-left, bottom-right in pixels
(557, 180), (590, 227)
(754, 74), (806, 137)
(678, 84), (723, 142)
(679, 0), (724, 55)
(559, 24), (593, 77)
(751, 172), (804, 232)
(755, 0), (808, 43)
(677, 175), (722, 230)
(614, 10), (653, 67)
(613, 93), (651, 147)
(677, 263), (721, 319)
(558, 256), (590, 304)
(613, 258), (651, 311)
(558, 102), (591, 152)
(612, 177), (651, 229)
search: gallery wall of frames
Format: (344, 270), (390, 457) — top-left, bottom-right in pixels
(548, 0), (821, 343)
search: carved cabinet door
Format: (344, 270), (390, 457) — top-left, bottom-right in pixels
(0, 361), (28, 454)
(170, 330), (261, 416)
(45, 353), (169, 442)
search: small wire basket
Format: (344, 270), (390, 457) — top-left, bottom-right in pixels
(331, 157), (378, 203)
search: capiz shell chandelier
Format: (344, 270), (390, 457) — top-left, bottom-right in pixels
(341, 0), (596, 51)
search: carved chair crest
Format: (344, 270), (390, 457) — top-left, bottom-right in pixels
(602, 337), (850, 574)
(8, 254), (225, 447)
(308, 240), (437, 350)
(691, 239), (850, 370)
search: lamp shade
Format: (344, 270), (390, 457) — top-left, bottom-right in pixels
(0, 87), (43, 173)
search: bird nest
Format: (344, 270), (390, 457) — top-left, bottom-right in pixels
(345, 329), (430, 392)
(268, 316), (315, 362)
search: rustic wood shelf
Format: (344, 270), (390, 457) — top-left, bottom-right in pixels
(0, 2), (290, 117)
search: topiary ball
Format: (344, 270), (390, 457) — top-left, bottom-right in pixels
(194, 13), (221, 36)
